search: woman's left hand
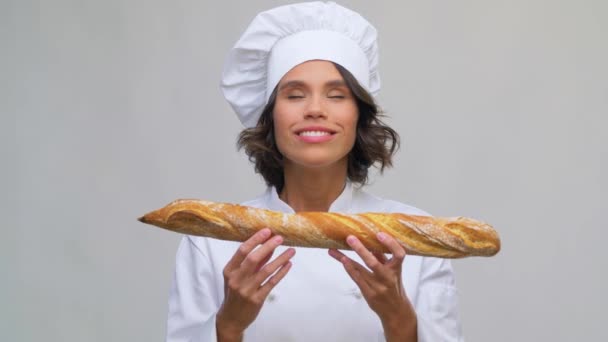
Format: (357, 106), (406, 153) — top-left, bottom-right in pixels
(328, 232), (417, 341)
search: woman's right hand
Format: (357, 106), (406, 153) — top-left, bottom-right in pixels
(216, 228), (295, 341)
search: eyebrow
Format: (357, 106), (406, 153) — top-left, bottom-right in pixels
(278, 79), (347, 91)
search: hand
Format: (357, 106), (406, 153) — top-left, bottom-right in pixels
(328, 232), (417, 341)
(216, 228), (295, 341)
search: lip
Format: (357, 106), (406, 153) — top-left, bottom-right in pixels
(294, 126), (337, 134)
(294, 126), (337, 143)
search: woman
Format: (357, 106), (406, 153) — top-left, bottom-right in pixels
(166, 2), (463, 341)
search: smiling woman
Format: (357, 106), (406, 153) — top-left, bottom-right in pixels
(166, 2), (464, 342)
(237, 61), (399, 197)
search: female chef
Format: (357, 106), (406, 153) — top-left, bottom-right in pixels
(166, 2), (463, 341)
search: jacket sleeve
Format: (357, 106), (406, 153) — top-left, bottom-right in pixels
(166, 236), (221, 342)
(415, 257), (464, 342)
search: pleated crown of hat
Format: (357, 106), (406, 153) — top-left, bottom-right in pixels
(221, 1), (380, 128)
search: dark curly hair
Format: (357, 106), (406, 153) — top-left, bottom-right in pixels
(237, 62), (400, 193)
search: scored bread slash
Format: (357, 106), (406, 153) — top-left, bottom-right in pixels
(138, 199), (501, 258)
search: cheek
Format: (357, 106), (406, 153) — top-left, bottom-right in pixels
(273, 102), (296, 129)
(272, 105), (286, 134)
(272, 110), (293, 152)
(344, 107), (359, 140)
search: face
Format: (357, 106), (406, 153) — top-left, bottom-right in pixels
(273, 60), (358, 169)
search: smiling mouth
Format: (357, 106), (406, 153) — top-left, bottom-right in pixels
(297, 130), (336, 137)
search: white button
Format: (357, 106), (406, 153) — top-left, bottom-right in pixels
(348, 288), (363, 299)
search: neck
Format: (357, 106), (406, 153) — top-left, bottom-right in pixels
(279, 159), (348, 212)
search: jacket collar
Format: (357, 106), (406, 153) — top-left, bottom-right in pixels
(265, 179), (353, 213)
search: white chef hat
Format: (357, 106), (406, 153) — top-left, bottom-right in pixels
(220, 1), (380, 128)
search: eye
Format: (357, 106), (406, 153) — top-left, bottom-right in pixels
(285, 90), (305, 99)
(327, 88), (349, 99)
(328, 93), (346, 99)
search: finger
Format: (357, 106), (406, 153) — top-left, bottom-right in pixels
(330, 249), (375, 271)
(252, 248), (296, 286)
(328, 248), (346, 262)
(346, 235), (388, 276)
(254, 249), (275, 272)
(329, 247), (385, 267)
(333, 251), (374, 278)
(377, 232), (407, 267)
(340, 255), (373, 295)
(225, 228), (272, 272)
(241, 235), (284, 275)
(329, 249), (374, 279)
(255, 261), (293, 302)
(373, 251), (388, 264)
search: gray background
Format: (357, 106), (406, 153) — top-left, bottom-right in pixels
(4, 0), (607, 341)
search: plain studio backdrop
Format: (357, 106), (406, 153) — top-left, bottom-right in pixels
(3, 0), (607, 341)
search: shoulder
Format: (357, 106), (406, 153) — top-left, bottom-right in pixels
(352, 186), (431, 216)
(239, 189), (269, 208)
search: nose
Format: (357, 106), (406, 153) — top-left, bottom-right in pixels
(304, 95), (326, 119)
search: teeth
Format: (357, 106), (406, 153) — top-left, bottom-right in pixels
(299, 131), (331, 137)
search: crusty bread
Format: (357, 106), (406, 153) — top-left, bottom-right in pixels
(138, 199), (500, 258)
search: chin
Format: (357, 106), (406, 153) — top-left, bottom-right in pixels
(288, 153), (349, 169)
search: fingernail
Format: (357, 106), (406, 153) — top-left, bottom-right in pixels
(274, 235), (283, 243)
(346, 236), (356, 245)
(260, 229), (271, 238)
(377, 232), (386, 241)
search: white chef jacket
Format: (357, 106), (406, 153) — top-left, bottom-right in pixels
(166, 181), (464, 341)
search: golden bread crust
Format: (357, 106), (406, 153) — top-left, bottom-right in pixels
(138, 199), (501, 258)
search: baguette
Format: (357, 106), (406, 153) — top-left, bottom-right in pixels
(138, 199), (500, 258)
